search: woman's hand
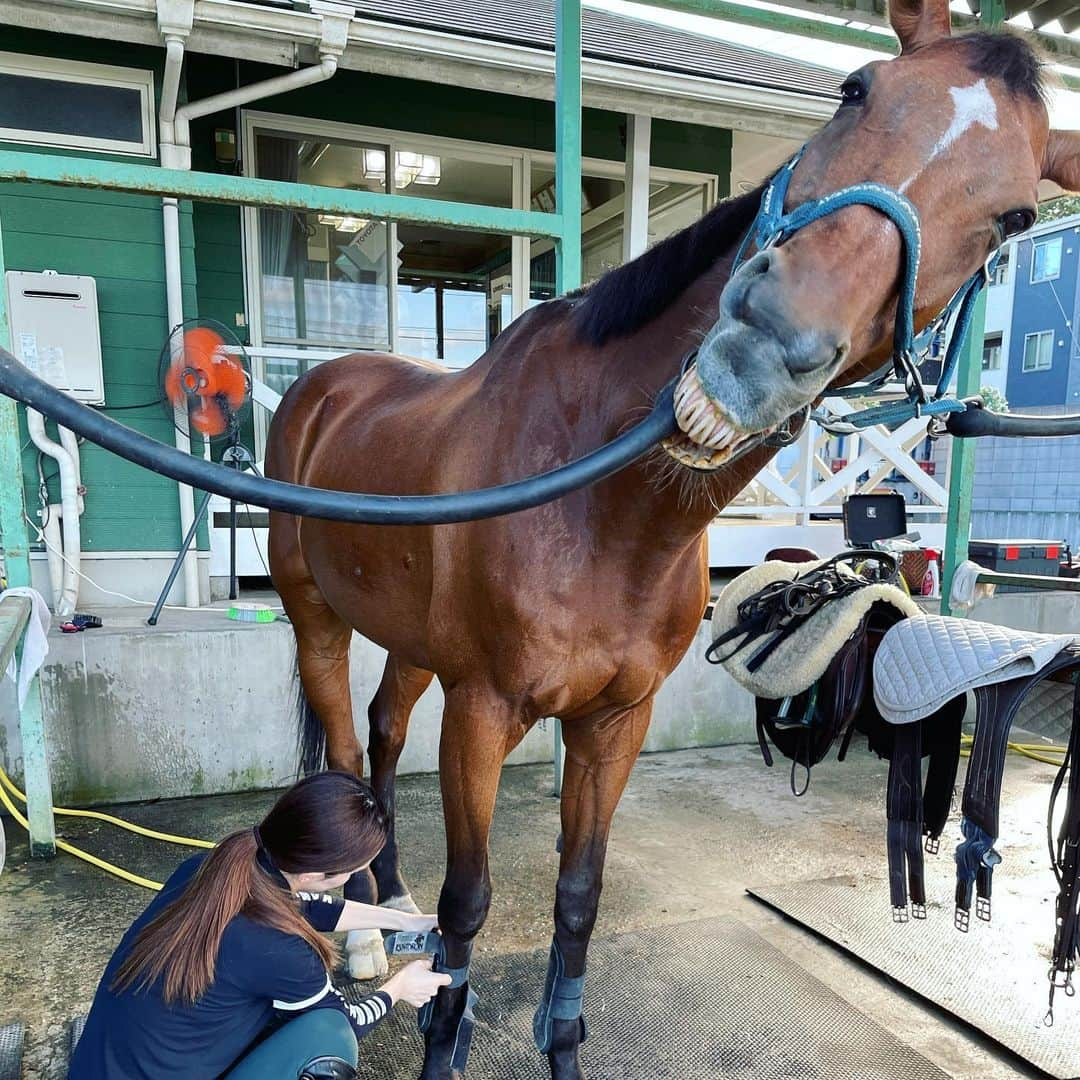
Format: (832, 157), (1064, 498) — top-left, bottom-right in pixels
(406, 912), (438, 934)
(383, 960), (452, 1007)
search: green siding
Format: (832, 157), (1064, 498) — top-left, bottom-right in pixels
(186, 57), (731, 177)
(1, 28), (203, 554)
(4, 183), (202, 551)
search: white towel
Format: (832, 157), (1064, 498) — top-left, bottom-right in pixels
(948, 559), (985, 612)
(2, 586), (51, 708)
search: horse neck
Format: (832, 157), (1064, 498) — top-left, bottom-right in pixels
(572, 253), (768, 550)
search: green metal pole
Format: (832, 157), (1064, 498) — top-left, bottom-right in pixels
(0, 150), (564, 239)
(555, 0), (583, 297)
(941, 0), (1004, 616)
(940, 290), (987, 616)
(0, 212), (56, 856)
(552, 0), (583, 794)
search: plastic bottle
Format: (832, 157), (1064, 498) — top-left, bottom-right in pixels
(922, 550), (941, 598)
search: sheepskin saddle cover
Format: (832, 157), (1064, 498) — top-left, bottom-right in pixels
(710, 558), (919, 700)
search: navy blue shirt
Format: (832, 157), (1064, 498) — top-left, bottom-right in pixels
(69, 854), (391, 1080)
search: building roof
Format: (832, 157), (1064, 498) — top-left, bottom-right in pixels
(252, 0), (843, 100)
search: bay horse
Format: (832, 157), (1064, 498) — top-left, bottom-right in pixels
(267, 0), (1080, 1072)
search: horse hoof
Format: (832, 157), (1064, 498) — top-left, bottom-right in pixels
(346, 928), (388, 980)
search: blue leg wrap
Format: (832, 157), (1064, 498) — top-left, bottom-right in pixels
(383, 931), (470, 1035)
(533, 938), (587, 1054)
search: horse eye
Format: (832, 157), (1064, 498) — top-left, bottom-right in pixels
(999, 208), (1035, 237)
(840, 79), (866, 105)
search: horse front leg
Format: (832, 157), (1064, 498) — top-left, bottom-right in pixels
(537, 701), (653, 1080)
(421, 686), (525, 1080)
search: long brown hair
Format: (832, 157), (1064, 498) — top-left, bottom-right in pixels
(113, 771), (387, 1004)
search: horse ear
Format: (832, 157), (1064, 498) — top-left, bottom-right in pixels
(889, 0), (951, 52)
(1044, 130), (1080, 192)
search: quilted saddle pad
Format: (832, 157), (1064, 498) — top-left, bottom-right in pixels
(873, 614), (1079, 726)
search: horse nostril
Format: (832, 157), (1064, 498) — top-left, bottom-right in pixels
(834, 342), (850, 366)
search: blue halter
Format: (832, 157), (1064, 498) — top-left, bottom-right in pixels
(734, 149), (1000, 433)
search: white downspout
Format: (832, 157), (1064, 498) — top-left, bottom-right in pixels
(26, 410), (81, 618)
(154, 0), (348, 607)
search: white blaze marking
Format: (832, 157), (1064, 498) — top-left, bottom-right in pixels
(899, 79), (999, 192)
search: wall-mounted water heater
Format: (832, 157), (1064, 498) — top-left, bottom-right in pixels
(5, 269), (104, 404)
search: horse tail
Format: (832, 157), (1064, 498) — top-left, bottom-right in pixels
(294, 664), (327, 777)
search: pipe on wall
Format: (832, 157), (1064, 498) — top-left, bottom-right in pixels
(25, 410), (81, 618)
(155, 5), (345, 605)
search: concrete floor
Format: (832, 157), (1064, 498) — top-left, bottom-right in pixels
(0, 745), (1048, 1079)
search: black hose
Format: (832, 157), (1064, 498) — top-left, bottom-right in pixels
(0, 346), (680, 525)
(947, 400), (1080, 439)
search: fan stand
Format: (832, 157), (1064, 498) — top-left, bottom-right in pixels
(146, 440), (257, 626)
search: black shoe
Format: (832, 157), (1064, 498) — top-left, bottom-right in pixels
(298, 1056), (357, 1080)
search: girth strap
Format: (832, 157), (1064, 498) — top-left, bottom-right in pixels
(1047, 676), (1080, 1023)
(956, 648), (1080, 931)
(886, 721), (926, 921)
(922, 695), (965, 852)
(533, 938), (588, 1054)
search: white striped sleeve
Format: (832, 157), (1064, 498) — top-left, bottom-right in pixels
(328, 986), (392, 1037)
(273, 973), (333, 1011)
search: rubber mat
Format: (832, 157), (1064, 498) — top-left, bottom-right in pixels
(0, 1024), (24, 1080)
(338, 916), (949, 1079)
(751, 868), (1080, 1080)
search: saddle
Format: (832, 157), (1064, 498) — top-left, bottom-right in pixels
(709, 552), (918, 791)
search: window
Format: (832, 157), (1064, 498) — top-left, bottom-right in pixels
(991, 249), (1009, 286)
(253, 130), (394, 349)
(0, 51), (154, 156)
(1031, 236), (1063, 283)
(1022, 330), (1054, 372)
(982, 334), (1002, 371)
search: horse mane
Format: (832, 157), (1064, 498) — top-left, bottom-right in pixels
(571, 184), (765, 348)
(960, 30), (1047, 103)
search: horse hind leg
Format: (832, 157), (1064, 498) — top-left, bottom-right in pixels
(367, 655), (434, 910)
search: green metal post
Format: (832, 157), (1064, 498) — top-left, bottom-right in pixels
(941, 0), (1004, 615)
(555, 0), (583, 297)
(940, 290), (987, 615)
(552, 0), (583, 794)
(0, 213), (56, 856)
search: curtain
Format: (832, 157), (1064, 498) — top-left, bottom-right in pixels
(256, 135), (302, 338)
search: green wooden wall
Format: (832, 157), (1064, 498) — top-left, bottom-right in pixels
(2, 29), (201, 555)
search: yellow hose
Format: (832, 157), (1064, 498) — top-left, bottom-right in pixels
(0, 764), (215, 891)
(959, 733), (1067, 767)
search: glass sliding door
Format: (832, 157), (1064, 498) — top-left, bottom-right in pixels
(253, 130), (393, 350)
(391, 147), (516, 369)
(527, 165), (713, 303)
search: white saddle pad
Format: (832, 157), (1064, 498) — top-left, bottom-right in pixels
(873, 614), (1079, 726)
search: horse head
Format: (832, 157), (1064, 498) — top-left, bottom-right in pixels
(671, 0), (1080, 466)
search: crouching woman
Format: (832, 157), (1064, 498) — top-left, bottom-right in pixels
(69, 771), (448, 1079)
